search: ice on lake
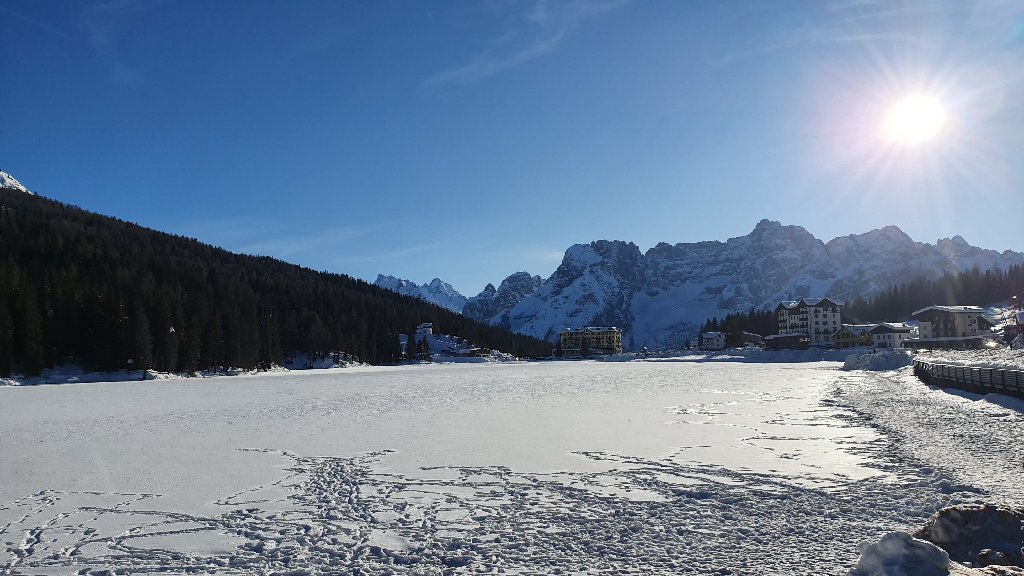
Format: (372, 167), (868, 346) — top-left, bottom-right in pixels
(2, 360), (1022, 574)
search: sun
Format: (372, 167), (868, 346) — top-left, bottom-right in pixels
(882, 95), (946, 145)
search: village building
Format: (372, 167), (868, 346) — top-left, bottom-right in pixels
(775, 297), (843, 347)
(906, 305), (993, 349)
(871, 323), (914, 349)
(558, 327), (623, 356)
(763, 334), (810, 350)
(832, 324), (876, 348)
(700, 331), (726, 350)
(415, 323), (433, 337)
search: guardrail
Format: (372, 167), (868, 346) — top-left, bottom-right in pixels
(912, 359), (1024, 400)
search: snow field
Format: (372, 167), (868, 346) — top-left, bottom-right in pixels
(2, 361), (1022, 574)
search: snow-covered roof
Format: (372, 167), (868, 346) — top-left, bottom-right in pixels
(871, 322), (912, 334)
(837, 324), (876, 336)
(561, 326), (621, 334)
(777, 297), (844, 310)
(702, 332), (723, 338)
(911, 305), (985, 317)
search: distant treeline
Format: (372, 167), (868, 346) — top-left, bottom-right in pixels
(0, 190), (551, 377)
(845, 265), (1024, 323)
(696, 265), (1024, 342)
(698, 309), (776, 346)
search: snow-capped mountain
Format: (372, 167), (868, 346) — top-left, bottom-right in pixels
(462, 272), (543, 330)
(373, 275), (468, 313)
(0, 170), (31, 194)
(465, 220), (1024, 350)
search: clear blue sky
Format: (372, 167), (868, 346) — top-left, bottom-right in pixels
(2, 1), (1023, 295)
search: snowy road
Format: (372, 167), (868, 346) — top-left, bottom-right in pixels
(2, 361), (1022, 575)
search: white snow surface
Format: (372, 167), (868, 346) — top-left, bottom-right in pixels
(0, 170), (31, 193)
(914, 348), (1024, 371)
(2, 361), (1023, 575)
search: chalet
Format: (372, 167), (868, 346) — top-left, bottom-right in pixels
(776, 297), (843, 347)
(700, 331), (726, 351)
(558, 327), (623, 356)
(871, 323), (913, 349)
(763, 334), (809, 350)
(906, 305), (993, 349)
(833, 324), (875, 349)
(416, 323), (433, 337)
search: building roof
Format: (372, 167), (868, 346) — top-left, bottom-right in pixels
(561, 326), (621, 334)
(836, 324), (877, 336)
(702, 331), (723, 338)
(777, 297), (845, 310)
(871, 322), (913, 334)
(911, 305), (985, 317)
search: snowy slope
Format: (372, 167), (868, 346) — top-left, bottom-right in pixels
(462, 272), (543, 329)
(373, 274), (468, 312)
(505, 241), (643, 342)
(0, 170), (31, 194)
(476, 221), (1024, 349)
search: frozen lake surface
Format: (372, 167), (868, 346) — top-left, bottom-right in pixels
(2, 360), (1022, 575)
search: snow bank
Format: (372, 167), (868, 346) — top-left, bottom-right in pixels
(851, 505), (1024, 575)
(914, 505), (1024, 569)
(843, 350), (914, 371)
(610, 347), (853, 363)
(915, 349), (1024, 371)
(849, 532), (951, 576)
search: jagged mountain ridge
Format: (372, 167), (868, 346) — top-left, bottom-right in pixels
(373, 275), (468, 313)
(385, 220), (1024, 350)
(463, 272), (543, 330)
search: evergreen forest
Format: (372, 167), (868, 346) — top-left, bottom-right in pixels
(845, 265), (1024, 323)
(0, 189), (551, 377)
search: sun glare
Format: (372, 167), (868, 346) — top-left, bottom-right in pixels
(882, 95), (946, 145)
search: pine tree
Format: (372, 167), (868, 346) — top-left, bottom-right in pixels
(417, 336), (431, 361)
(131, 303), (153, 373)
(15, 288), (45, 376)
(0, 298), (13, 377)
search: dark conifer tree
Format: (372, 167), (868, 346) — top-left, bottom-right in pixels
(0, 299), (13, 377)
(131, 303), (154, 372)
(15, 288), (45, 376)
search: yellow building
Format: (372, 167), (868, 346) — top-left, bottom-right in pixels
(558, 327), (623, 356)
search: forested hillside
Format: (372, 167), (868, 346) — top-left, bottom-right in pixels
(0, 189), (550, 376)
(845, 266), (1024, 323)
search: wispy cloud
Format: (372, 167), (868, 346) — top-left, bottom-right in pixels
(77, 0), (165, 85)
(175, 216), (383, 261)
(422, 0), (626, 89)
(0, 5), (72, 38)
(331, 241), (450, 265)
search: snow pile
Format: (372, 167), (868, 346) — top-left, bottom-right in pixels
(849, 532), (951, 576)
(0, 170), (31, 193)
(843, 350), (914, 371)
(622, 346), (853, 363)
(914, 505), (1024, 569)
(915, 349), (1024, 371)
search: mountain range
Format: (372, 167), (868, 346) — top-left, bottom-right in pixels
(376, 220), (1024, 350)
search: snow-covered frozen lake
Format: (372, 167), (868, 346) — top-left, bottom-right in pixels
(2, 360), (1022, 575)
